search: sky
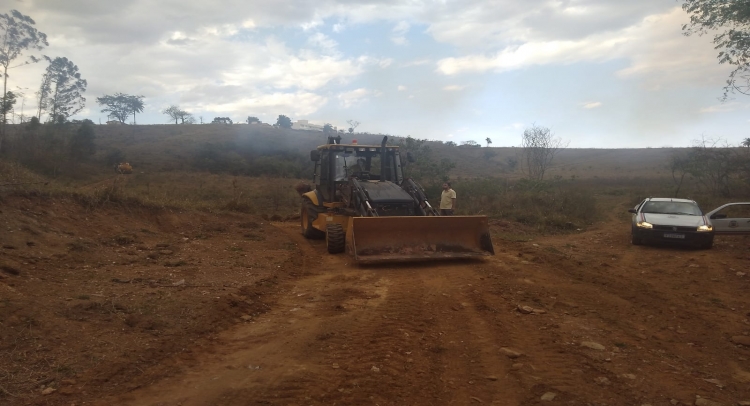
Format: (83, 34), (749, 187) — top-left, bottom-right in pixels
(3, 0), (748, 147)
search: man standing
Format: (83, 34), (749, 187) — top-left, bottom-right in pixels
(440, 182), (456, 215)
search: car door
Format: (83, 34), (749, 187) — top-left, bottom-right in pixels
(706, 202), (750, 234)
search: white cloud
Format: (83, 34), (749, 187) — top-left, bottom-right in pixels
(443, 85), (465, 91)
(391, 20), (410, 45)
(308, 32), (340, 55)
(436, 34), (628, 75)
(397, 85), (407, 91)
(698, 102), (744, 114)
(203, 92), (328, 117)
(338, 88), (371, 108)
(583, 101), (602, 109)
(241, 19), (256, 29)
(402, 59), (431, 67)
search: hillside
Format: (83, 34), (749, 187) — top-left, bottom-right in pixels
(30, 123), (679, 180)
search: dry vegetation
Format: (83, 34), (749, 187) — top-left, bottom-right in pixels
(2, 122), (749, 231)
(3, 124), (750, 405)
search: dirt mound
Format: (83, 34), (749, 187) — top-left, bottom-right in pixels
(0, 194), (298, 404)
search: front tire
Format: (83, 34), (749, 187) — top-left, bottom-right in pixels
(301, 199), (325, 239)
(631, 227), (642, 246)
(326, 224), (346, 254)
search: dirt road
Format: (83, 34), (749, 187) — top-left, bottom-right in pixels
(3, 196), (750, 406)
(109, 222), (750, 406)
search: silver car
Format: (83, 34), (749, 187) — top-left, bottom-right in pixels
(705, 202), (750, 235)
(629, 198), (713, 248)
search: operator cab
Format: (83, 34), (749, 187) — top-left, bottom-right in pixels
(310, 142), (404, 203)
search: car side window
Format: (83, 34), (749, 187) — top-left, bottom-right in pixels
(714, 204), (750, 219)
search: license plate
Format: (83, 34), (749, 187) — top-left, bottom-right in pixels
(664, 233), (685, 239)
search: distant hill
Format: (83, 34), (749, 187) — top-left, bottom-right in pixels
(85, 124), (678, 180)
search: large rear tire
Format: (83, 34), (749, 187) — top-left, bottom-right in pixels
(301, 199), (325, 239)
(326, 223), (346, 254)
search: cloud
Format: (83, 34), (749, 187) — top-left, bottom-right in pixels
(397, 85), (407, 91)
(402, 59), (431, 67)
(436, 34), (628, 75)
(698, 102), (744, 114)
(209, 91), (328, 117)
(338, 88), (371, 108)
(442, 85), (465, 91)
(391, 20), (410, 45)
(582, 102), (602, 109)
(308, 32), (339, 55)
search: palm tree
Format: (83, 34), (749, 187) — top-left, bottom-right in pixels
(485, 137), (492, 147)
(742, 137), (750, 147)
(127, 95), (145, 124)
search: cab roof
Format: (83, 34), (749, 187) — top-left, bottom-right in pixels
(317, 143), (400, 151)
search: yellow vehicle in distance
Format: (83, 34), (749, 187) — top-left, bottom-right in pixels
(298, 136), (494, 263)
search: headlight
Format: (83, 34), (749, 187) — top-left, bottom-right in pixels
(697, 225), (713, 232)
(636, 221), (653, 229)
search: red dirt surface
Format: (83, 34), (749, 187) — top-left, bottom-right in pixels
(3, 194), (750, 406)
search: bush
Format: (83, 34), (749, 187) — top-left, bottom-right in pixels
(451, 177), (598, 231)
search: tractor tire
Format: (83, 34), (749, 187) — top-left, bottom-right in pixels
(301, 199), (325, 239)
(326, 223), (346, 254)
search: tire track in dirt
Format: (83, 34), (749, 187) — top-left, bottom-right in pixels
(510, 213), (750, 404)
(107, 217), (750, 406)
(462, 252), (644, 405)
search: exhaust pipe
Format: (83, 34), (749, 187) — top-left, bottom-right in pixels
(380, 136), (387, 182)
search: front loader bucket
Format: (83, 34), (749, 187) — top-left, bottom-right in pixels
(348, 216), (495, 263)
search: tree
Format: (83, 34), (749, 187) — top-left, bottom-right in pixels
(520, 124), (567, 181)
(0, 90), (15, 122)
(672, 136), (737, 196)
(397, 136), (456, 185)
(246, 116), (260, 124)
(212, 117), (232, 124)
(39, 56), (87, 121)
(682, 0), (750, 97)
(0, 10), (48, 149)
(347, 119), (360, 134)
(485, 137), (492, 147)
(323, 123), (334, 136)
(445, 141), (457, 147)
(163, 105), (193, 124)
(96, 93), (130, 123)
(126, 94), (144, 124)
(460, 140), (480, 147)
(179, 111), (194, 124)
(742, 137), (750, 147)
(35, 69), (50, 120)
(276, 114), (292, 128)
(69, 121), (96, 160)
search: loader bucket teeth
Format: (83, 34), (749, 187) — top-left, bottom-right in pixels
(348, 216), (494, 263)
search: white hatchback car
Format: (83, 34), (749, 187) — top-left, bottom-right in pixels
(629, 199), (750, 249)
(629, 198), (713, 248)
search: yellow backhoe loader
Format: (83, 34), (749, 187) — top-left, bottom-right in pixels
(298, 136), (494, 263)
(115, 162), (133, 174)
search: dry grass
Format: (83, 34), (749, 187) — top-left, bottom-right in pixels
(3, 124), (749, 227)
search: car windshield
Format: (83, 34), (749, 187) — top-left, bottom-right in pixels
(641, 201), (702, 216)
